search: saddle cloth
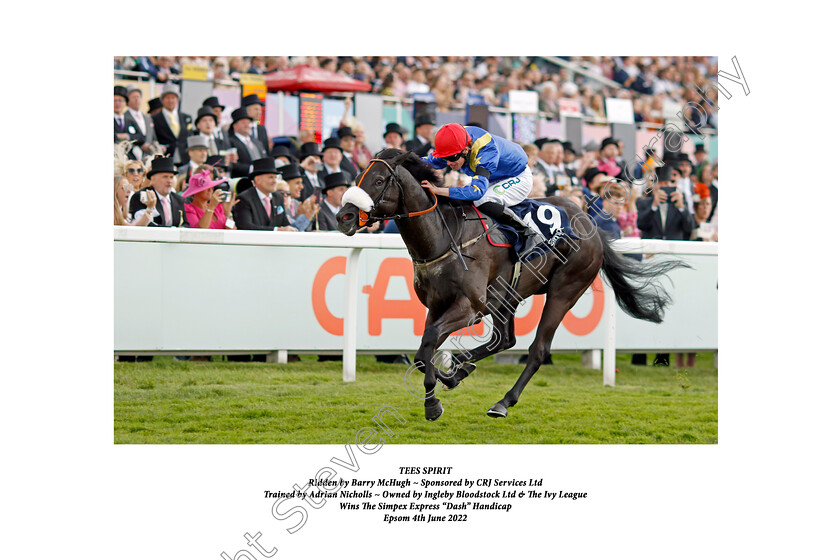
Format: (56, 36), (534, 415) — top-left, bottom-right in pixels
(473, 199), (578, 261)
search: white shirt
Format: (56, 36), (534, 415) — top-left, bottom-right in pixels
(324, 200), (341, 215)
(128, 108), (146, 135)
(305, 170), (321, 187)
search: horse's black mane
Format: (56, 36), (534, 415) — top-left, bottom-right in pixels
(375, 148), (443, 188)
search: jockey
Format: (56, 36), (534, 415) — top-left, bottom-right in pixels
(420, 123), (537, 253)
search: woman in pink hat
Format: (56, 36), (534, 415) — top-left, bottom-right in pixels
(182, 166), (238, 229)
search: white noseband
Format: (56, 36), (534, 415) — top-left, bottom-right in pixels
(341, 186), (375, 212)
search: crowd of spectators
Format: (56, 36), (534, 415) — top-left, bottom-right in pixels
(115, 56), (720, 128)
(114, 57), (718, 241)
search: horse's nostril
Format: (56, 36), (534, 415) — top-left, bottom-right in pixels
(340, 213), (353, 222)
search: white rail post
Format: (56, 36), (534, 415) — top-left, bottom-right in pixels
(602, 275), (617, 387)
(342, 248), (363, 382)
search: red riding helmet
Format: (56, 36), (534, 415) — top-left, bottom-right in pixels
(432, 123), (469, 158)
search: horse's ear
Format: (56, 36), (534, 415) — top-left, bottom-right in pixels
(392, 150), (414, 167)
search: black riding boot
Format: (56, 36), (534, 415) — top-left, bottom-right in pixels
(478, 202), (540, 258)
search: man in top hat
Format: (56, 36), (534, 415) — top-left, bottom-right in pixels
(147, 97), (163, 116)
(114, 86), (145, 153)
(533, 139), (561, 192)
(193, 106), (229, 157)
(271, 144), (295, 169)
(404, 113), (436, 157)
(241, 93), (272, 154)
(337, 126), (360, 175)
(128, 157), (190, 227)
(202, 96), (232, 146)
(233, 158), (293, 231)
(298, 142), (324, 202)
(125, 87), (157, 156)
(178, 136), (210, 182)
(673, 152), (695, 215)
(228, 107), (267, 164)
(320, 137), (352, 185)
(277, 164), (317, 232)
(636, 164), (691, 241)
(316, 172), (353, 231)
(560, 141), (581, 186)
(152, 83), (192, 164)
(383, 122), (404, 149)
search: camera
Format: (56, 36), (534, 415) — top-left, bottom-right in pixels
(139, 191), (148, 204)
(221, 191), (232, 202)
(660, 186), (676, 198)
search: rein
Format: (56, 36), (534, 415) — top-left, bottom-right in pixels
(356, 158), (437, 226)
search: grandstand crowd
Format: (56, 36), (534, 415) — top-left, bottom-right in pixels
(114, 56), (718, 243)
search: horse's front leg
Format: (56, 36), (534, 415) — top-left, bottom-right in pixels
(415, 298), (475, 421)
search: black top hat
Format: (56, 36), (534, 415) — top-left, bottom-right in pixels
(656, 165), (677, 182)
(241, 93), (264, 107)
(248, 157), (278, 179)
(534, 137), (550, 149)
(147, 98), (162, 113)
(324, 172), (351, 191)
(676, 152), (691, 161)
(694, 144), (706, 153)
(415, 113), (435, 127)
(206, 155), (228, 169)
(337, 126), (355, 139)
(196, 106), (218, 125)
(230, 163), (252, 179)
(279, 164), (303, 181)
(114, 85), (129, 101)
(600, 137), (619, 151)
(322, 137), (343, 152)
(202, 96), (225, 110)
(582, 166), (607, 186)
(298, 142), (322, 160)
(230, 107), (252, 124)
(271, 144), (292, 159)
(383, 123), (404, 138)
(561, 141), (577, 155)
(146, 156), (177, 178)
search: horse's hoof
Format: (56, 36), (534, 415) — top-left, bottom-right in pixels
(441, 363), (476, 391)
(487, 403), (508, 418)
(425, 401), (444, 421)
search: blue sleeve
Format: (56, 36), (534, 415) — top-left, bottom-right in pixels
(448, 175), (488, 200)
(293, 214), (312, 231)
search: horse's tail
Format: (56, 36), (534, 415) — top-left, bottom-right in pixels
(598, 229), (690, 323)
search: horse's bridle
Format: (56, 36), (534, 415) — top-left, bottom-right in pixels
(355, 158), (437, 227)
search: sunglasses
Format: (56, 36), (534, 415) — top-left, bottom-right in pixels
(126, 168), (144, 174)
(442, 152), (464, 162)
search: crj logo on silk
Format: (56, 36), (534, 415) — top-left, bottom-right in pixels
(312, 257), (603, 337)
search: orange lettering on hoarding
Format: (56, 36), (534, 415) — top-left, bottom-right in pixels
(312, 257), (604, 338)
(561, 275), (604, 336)
(362, 258), (427, 336)
(514, 294), (545, 336)
(312, 256), (346, 336)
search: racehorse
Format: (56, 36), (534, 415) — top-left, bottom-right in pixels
(337, 149), (685, 421)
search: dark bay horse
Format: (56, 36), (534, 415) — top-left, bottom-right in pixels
(337, 149), (684, 421)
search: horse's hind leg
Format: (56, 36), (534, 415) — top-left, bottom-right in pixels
(415, 298), (476, 421)
(487, 272), (597, 418)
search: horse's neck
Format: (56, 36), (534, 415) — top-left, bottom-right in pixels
(394, 182), (451, 262)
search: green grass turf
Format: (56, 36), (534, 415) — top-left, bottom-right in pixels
(114, 353), (717, 444)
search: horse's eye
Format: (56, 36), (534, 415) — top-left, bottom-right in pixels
(375, 178), (383, 186)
